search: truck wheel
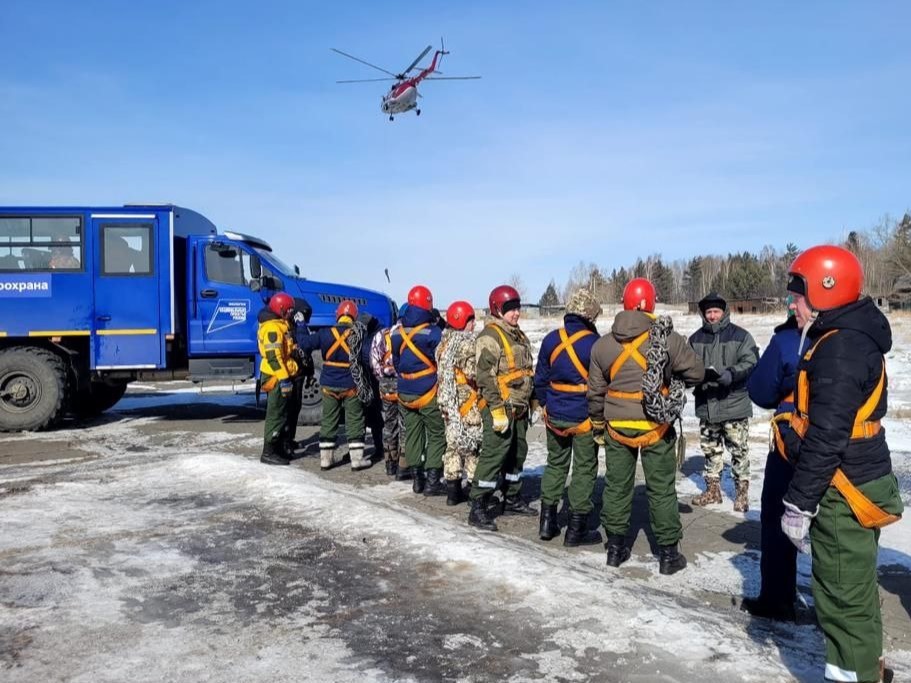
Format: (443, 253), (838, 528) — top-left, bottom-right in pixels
(76, 381), (129, 418)
(297, 350), (323, 425)
(0, 347), (68, 432)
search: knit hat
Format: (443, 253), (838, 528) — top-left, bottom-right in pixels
(786, 274), (806, 297)
(501, 298), (521, 315)
(698, 292), (727, 314)
(565, 287), (602, 322)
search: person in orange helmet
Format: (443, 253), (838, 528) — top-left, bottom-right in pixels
(777, 246), (902, 683)
(587, 278), (704, 574)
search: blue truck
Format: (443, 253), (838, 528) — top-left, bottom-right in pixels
(0, 205), (395, 431)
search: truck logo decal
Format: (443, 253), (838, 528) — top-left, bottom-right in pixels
(207, 299), (250, 333)
(0, 274), (52, 298)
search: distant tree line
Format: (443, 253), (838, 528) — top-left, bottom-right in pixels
(537, 212), (911, 307)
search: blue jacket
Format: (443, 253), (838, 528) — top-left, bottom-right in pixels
(534, 314), (600, 423)
(299, 324), (356, 389)
(392, 306), (441, 397)
(747, 317), (806, 416)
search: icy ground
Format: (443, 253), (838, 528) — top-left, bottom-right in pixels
(0, 308), (909, 682)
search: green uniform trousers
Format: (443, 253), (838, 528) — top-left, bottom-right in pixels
(541, 419), (599, 513)
(399, 393), (446, 470)
(601, 425), (682, 546)
(263, 383), (289, 448)
(319, 388), (365, 444)
(811, 473), (903, 683)
(470, 406), (529, 500)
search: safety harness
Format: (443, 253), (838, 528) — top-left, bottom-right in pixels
(487, 323), (533, 402)
(379, 331), (398, 402)
(455, 368), (487, 416)
(397, 323), (438, 410)
(604, 329), (670, 448)
(544, 327), (594, 437)
(325, 327), (353, 368)
(771, 330), (899, 529)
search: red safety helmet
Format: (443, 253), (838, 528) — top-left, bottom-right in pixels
(336, 300), (358, 320)
(268, 292), (294, 318)
(446, 300), (475, 330)
(488, 285), (521, 318)
(407, 285), (433, 311)
(622, 278), (656, 313)
(788, 245), (863, 311)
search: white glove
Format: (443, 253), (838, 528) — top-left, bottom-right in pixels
(781, 500), (815, 554)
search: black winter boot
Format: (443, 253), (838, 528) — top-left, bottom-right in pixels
(468, 495), (498, 532)
(740, 597), (796, 622)
(385, 459), (398, 476)
(658, 543), (687, 575)
(260, 441), (290, 466)
(502, 494), (536, 516)
(563, 512), (602, 547)
(605, 535), (631, 567)
(538, 503), (560, 541)
(412, 467), (426, 494)
(446, 479), (468, 506)
(423, 468), (447, 497)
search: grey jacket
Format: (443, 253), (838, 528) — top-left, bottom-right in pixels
(688, 310), (759, 423)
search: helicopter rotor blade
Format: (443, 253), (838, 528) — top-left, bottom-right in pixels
(424, 76), (482, 80)
(330, 48), (398, 77)
(403, 45), (433, 74)
(336, 78), (400, 83)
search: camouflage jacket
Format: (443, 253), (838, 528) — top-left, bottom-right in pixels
(476, 319), (534, 410)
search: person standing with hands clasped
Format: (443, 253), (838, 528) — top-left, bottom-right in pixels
(778, 246), (902, 683)
(688, 293), (759, 511)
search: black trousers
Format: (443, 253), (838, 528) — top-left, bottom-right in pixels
(758, 448), (798, 606)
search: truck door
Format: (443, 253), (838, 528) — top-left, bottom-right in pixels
(92, 216), (162, 368)
(190, 240), (264, 355)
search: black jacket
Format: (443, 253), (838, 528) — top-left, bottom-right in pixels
(783, 297), (892, 512)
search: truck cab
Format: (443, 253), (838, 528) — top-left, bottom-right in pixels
(0, 205), (394, 431)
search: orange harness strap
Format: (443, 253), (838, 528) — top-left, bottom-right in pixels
(261, 375), (279, 393)
(381, 392), (399, 403)
(399, 323), (437, 380)
(609, 331), (649, 381)
(322, 386), (356, 400)
(778, 330), (898, 529)
(455, 369), (487, 416)
(544, 409), (592, 437)
(488, 324), (533, 401)
(325, 327), (353, 368)
(548, 328), (593, 394)
(606, 422), (670, 449)
(399, 385), (438, 410)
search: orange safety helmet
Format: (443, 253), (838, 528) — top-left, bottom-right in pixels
(407, 285), (433, 311)
(787, 245), (863, 311)
(336, 300), (359, 320)
(488, 285), (521, 317)
(446, 300), (475, 330)
(268, 292), (295, 318)
(622, 278), (656, 313)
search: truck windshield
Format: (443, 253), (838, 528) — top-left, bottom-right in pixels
(253, 247), (297, 278)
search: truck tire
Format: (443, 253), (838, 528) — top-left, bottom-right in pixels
(0, 346), (68, 432)
(76, 381), (129, 418)
(297, 350), (323, 425)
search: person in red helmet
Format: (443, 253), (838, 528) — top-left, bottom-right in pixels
(776, 246), (902, 683)
(436, 300), (481, 506)
(392, 285), (447, 496)
(587, 278), (704, 574)
(257, 292), (300, 466)
(297, 300), (369, 471)
(468, 285), (536, 531)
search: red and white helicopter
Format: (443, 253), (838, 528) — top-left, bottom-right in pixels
(331, 41), (480, 121)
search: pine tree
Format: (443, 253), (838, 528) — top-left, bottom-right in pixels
(538, 280), (561, 308)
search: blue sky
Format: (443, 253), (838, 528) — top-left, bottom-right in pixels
(1, 1), (909, 306)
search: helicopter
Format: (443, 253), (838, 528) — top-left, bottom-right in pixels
(331, 41), (480, 121)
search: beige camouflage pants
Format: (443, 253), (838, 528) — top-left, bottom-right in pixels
(699, 418), (750, 482)
(443, 420), (479, 481)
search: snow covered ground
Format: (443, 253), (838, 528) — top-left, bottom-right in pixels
(0, 306), (909, 682)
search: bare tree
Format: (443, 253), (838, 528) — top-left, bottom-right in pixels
(506, 273), (528, 301)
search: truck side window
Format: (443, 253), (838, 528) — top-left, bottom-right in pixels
(0, 216), (83, 271)
(205, 244), (247, 286)
(102, 225), (153, 275)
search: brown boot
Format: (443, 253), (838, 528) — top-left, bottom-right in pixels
(691, 478), (722, 506)
(733, 481), (749, 512)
